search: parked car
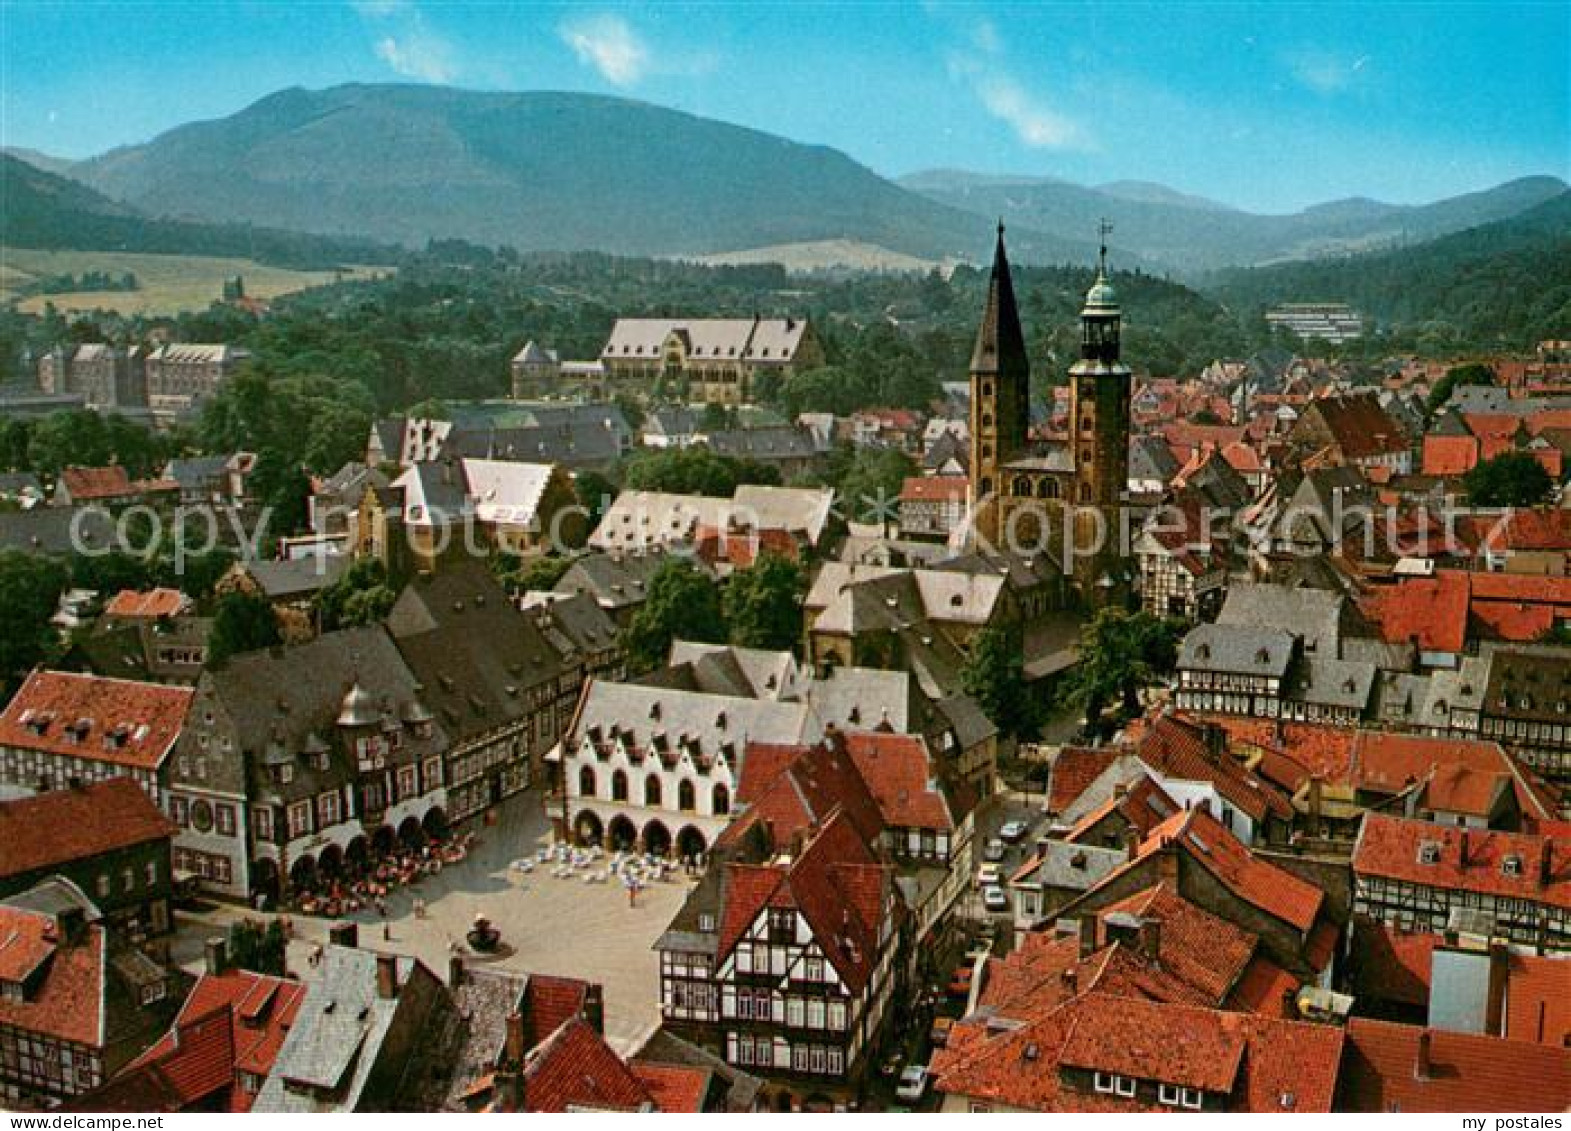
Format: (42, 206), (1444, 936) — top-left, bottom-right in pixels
(998, 819), (1030, 843)
(895, 1065), (931, 1103)
(982, 885), (1010, 913)
(982, 837), (1006, 862)
(976, 863), (1002, 887)
(930, 1017), (956, 1048)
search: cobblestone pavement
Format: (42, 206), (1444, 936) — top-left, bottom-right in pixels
(170, 790), (692, 1055)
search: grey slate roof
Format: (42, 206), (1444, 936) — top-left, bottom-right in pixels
(203, 624), (446, 807)
(255, 946), (437, 1112)
(239, 554), (350, 600)
(1217, 583), (1346, 655)
(386, 562), (568, 742)
(0, 505), (116, 556)
(699, 425), (821, 461)
(1292, 654), (1377, 711)
(1178, 623), (1295, 678)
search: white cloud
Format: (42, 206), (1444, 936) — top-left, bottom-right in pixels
(559, 13), (649, 87)
(974, 74), (1079, 148)
(354, 1), (457, 84)
(350, 0), (410, 16)
(375, 33), (455, 84)
(948, 55), (1082, 150)
(1286, 49), (1371, 95)
(972, 18), (1002, 56)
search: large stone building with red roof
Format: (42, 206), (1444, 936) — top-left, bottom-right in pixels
(1352, 813), (1570, 949)
(0, 882), (175, 1109)
(0, 671), (193, 805)
(0, 780), (176, 945)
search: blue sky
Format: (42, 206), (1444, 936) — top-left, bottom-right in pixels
(3, 1), (1566, 213)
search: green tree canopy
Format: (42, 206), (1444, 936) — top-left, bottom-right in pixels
(1072, 608), (1183, 731)
(834, 446), (917, 523)
(624, 559), (726, 670)
(960, 623), (1037, 740)
(0, 551), (69, 693)
(723, 553), (805, 652)
(621, 446), (779, 496)
(1427, 362), (1496, 416)
(1464, 450), (1557, 507)
(316, 558), (397, 631)
(208, 589), (282, 665)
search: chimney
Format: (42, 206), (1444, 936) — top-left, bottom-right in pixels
(204, 937), (229, 976)
(1156, 840), (1180, 886)
(1542, 839), (1555, 887)
(1307, 775), (1324, 823)
(504, 1010), (526, 1066)
(1414, 1030), (1432, 1081)
(1486, 941), (1509, 1038)
(1139, 917), (1163, 963)
(448, 953), (466, 989)
(1078, 915), (1098, 959)
(583, 983), (606, 1035)
(496, 1012), (527, 1113)
(329, 921), (359, 949)
(375, 952), (399, 1000)
(1122, 824), (1141, 862)
(54, 906), (87, 945)
(1203, 723), (1226, 761)
(1061, 966), (1079, 995)
(1458, 830), (1469, 867)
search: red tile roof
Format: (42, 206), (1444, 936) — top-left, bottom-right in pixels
(1359, 571), (1471, 654)
(520, 1017), (652, 1112)
(60, 464), (133, 501)
(1503, 952), (1571, 1047)
(1064, 773), (1180, 846)
(0, 779), (175, 882)
(104, 588), (189, 620)
(934, 991), (1343, 1113)
(1133, 714), (1295, 823)
(0, 906), (104, 1047)
(1094, 883), (1261, 1003)
(1339, 1017), (1570, 1112)
(693, 524), (801, 569)
(1223, 954), (1300, 1019)
(1353, 813), (1571, 911)
(0, 671), (192, 772)
(716, 811), (890, 993)
(1058, 994), (1247, 1091)
(1348, 918), (1437, 1009)
(629, 1062), (710, 1112)
(1046, 747), (1119, 814)
(899, 475), (968, 503)
(1301, 394), (1410, 460)
(842, 731), (952, 831)
(1134, 808), (1326, 933)
(1348, 731), (1553, 822)
(127, 968), (307, 1112)
(1471, 508), (1571, 554)
(518, 974), (591, 1052)
(1421, 433), (1480, 477)
(1183, 713), (1359, 782)
(720, 739), (884, 852)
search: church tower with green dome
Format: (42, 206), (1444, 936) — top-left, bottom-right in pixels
(1067, 222), (1132, 603)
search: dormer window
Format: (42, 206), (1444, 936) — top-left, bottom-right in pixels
(1502, 854), (1523, 877)
(1418, 841), (1441, 865)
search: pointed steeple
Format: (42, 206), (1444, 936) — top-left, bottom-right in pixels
(969, 222), (1029, 376)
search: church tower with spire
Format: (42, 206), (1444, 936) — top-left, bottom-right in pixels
(968, 223), (1031, 547)
(1067, 222), (1132, 602)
